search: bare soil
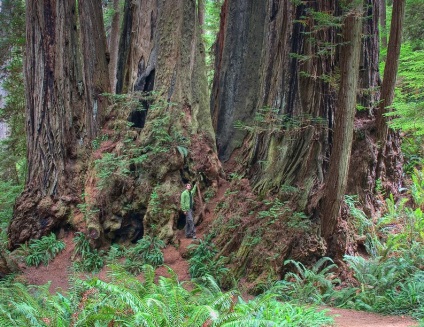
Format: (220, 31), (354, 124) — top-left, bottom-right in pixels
(20, 180), (419, 327)
(324, 307), (418, 327)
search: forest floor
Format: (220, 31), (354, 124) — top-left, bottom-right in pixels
(21, 180), (419, 327)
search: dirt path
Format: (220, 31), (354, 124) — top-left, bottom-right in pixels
(327, 307), (419, 327)
(21, 180), (419, 327)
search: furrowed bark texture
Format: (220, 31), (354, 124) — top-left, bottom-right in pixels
(8, 0), (110, 248)
(211, 0), (267, 162)
(108, 0), (121, 93)
(212, 0), (336, 208)
(321, 1), (363, 243)
(211, 0), (398, 284)
(346, 0), (381, 215)
(117, 0), (213, 136)
(375, 0), (405, 194)
(91, 0), (221, 243)
(78, 0), (110, 138)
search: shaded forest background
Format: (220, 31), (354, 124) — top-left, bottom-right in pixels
(0, 0), (423, 325)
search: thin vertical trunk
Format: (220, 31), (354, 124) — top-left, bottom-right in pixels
(375, 0), (405, 183)
(321, 1), (364, 242)
(198, 0), (205, 35)
(108, 0), (121, 93)
(79, 0), (111, 139)
(379, 0), (387, 47)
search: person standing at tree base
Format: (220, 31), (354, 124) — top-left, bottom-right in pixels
(180, 182), (197, 239)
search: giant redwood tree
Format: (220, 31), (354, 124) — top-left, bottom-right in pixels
(8, 0), (110, 248)
(74, 0), (222, 245)
(9, 0), (221, 248)
(210, 0), (400, 286)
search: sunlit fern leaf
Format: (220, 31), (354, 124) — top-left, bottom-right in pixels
(185, 305), (220, 327)
(11, 302), (43, 327)
(142, 264), (157, 293)
(0, 305), (17, 327)
(177, 145), (188, 159)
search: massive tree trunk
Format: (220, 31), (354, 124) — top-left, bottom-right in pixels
(8, 0), (110, 248)
(211, 0), (267, 162)
(210, 0), (395, 288)
(84, 0), (221, 244)
(212, 0), (338, 204)
(321, 1), (363, 244)
(345, 0), (381, 215)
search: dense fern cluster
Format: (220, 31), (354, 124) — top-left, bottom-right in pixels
(0, 265), (333, 326)
(72, 232), (105, 273)
(272, 185), (424, 323)
(19, 233), (65, 267)
(187, 236), (230, 287)
(123, 235), (165, 274)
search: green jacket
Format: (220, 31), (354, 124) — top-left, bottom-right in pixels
(180, 184), (197, 212)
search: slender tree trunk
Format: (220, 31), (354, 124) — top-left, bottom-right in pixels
(79, 0), (111, 139)
(321, 1), (364, 242)
(375, 0), (405, 187)
(198, 0), (205, 35)
(108, 0), (121, 93)
(379, 0), (387, 47)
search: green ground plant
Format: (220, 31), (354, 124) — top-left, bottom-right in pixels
(104, 243), (126, 263)
(0, 180), (23, 231)
(274, 164), (424, 322)
(123, 235), (165, 274)
(188, 236), (230, 288)
(72, 232), (104, 273)
(274, 257), (339, 304)
(411, 167), (424, 209)
(0, 265), (333, 326)
(19, 233), (65, 267)
(386, 43), (424, 173)
(344, 195), (372, 236)
(331, 245), (424, 319)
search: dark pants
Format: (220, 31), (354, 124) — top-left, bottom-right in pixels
(185, 209), (195, 237)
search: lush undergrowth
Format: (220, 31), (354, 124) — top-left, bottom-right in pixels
(0, 2), (423, 326)
(0, 265), (333, 327)
(268, 169), (424, 324)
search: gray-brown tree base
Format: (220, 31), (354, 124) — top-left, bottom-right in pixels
(65, 95), (223, 248)
(9, 190), (78, 249)
(209, 178), (327, 293)
(0, 245), (20, 278)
